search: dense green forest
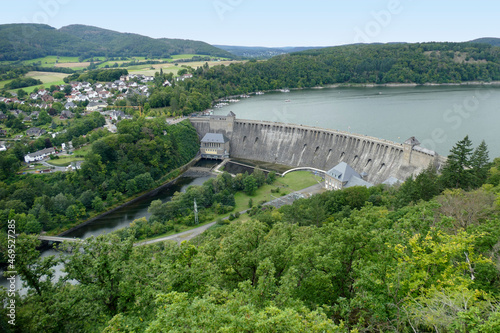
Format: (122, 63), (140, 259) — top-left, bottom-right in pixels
(147, 42), (500, 112)
(0, 24), (234, 61)
(2, 137), (500, 332)
(471, 37), (500, 47)
(0, 119), (199, 262)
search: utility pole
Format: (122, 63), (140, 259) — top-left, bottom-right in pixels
(194, 198), (199, 225)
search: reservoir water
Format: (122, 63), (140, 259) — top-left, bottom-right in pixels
(215, 86), (500, 157)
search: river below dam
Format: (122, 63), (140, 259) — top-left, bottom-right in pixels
(0, 171), (216, 292)
(215, 85), (500, 157)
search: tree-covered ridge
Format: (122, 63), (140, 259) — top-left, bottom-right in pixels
(471, 37), (500, 47)
(0, 119), (199, 238)
(145, 42), (500, 111)
(195, 42), (500, 89)
(3, 137), (499, 332)
(4, 151), (500, 332)
(0, 24), (234, 61)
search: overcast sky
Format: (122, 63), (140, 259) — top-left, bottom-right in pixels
(1, 0), (498, 47)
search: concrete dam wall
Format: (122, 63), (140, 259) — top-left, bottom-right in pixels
(189, 115), (444, 184)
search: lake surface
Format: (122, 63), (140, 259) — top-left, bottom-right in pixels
(215, 86), (500, 157)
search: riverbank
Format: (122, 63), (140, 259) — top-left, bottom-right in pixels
(56, 154), (202, 237)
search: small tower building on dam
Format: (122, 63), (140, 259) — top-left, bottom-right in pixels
(200, 133), (230, 160)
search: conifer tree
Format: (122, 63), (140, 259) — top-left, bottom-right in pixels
(441, 135), (473, 189)
(470, 140), (490, 187)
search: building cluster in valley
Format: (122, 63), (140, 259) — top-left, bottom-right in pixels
(0, 74), (152, 140)
(0, 74), (156, 167)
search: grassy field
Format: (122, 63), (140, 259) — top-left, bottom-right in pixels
(0, 79), (14, 89)
(233, 171), (323, 211)
(2, 71), (70, 93)
(46, 156), (85, 167)
(22, 56), (81, 66)
(72, 145), (92, 156)
(54, 62), (90, 69)
(128, 60), (245, 76)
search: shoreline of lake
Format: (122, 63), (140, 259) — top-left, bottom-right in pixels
(321, 81), (500, 89)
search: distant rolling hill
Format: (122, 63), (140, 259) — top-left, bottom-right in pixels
(0, 23), (234, 61)
(214, 45), (328, 58)
(470, 37), (500, 47)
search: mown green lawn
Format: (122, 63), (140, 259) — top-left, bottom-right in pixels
(46, 156), (85, 167)
(233, 171), (322, 212)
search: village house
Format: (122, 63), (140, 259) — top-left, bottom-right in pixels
(86, 101), (108, 111)
(60, 110), (74, 119)
(176, 73), (193, 82)
(11, 109), (27, 118)
(0, 112), (7, 120)
(41, 95), (54, 103)
(24, 147), (56, 163)
(26, 127), (47, 137)
(65, 101), (77, 109)
(30, 111), (40, 119)
(101, 110), (132, 121)
(0, 129), (7, 136)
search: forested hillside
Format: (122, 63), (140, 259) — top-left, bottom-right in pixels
(2, 137), (500, 332)
(202, 42), (500, 88)
(471, 37), (500, 47)
(0, 24), (234, 61)
(214, 45), (325, 58)
(0, 118), (199, 240)
(148, 42), (500, 111)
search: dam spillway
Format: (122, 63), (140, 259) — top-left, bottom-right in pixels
(189, 114), (445, 184)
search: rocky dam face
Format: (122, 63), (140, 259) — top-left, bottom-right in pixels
(189, 114), (445, 184)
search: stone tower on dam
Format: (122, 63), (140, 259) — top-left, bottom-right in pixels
(189, 113), (445, 184)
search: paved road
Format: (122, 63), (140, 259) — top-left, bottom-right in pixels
(40, 161), (67, 172)
(134, 221), (217, 246)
